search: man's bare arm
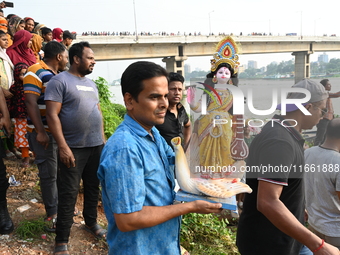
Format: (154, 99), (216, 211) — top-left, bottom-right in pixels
(183, 119), (191, 149)
(45, 100), (75, 168)
(329, 92), (340, 98)
(336, 191), (340, 201)
(25, 93), (49, 148)
(0, 89), (11, 133)
(114, 200), (222, 232)
(257, 180), (339, 254)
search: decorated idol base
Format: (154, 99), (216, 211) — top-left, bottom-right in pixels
(175, 189), (237, 211)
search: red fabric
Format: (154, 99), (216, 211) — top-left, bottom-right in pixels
(24, 17), (34, 22)
(52, 28), (63, 42)
(6, 30), (36, 66)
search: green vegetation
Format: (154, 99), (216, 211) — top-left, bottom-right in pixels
(185, 70), (209, 81)
(239, 60), (295, 79)
(16, 218), (49, 240)
(311, 58), (340, 74)
(181, 213), (239, 255)
(94, 77), (126, 139)
(236, 58), (340, 79)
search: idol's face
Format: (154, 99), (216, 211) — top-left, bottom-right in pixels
(215, 67), (231, 84)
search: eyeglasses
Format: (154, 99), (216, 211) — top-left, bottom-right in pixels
(313, 106), (328, 117)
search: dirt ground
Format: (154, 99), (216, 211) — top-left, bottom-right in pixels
(0, 158), (109, 255)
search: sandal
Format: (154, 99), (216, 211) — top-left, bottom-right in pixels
(54, 243), (69, 255)
(44, 216), (57, 232)
(13, 150), (22, 159)
(74, 207), (80, 216)
(84, 224), (107, 240)
(5, 152), (16, 160)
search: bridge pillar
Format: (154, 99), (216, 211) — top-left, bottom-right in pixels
(162, 56), (188, 76)
(292, 51), (311, 84)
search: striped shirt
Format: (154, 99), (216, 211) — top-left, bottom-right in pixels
(23, 61), (55, 131)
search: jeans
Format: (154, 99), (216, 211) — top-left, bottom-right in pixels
(26, 130), (58, 216)
(299, 245), (312, 255)
(55, 144), (103, 244)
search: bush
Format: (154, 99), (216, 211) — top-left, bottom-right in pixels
(180, 213), (240, 255)
(16, 218), (48, 240)
(94, 77), (126, 139)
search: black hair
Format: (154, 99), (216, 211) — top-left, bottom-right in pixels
(0, 10), (3, 14)
(0, 30), (6, 37)
(320, 79), (329, 87)
(325, 118), (340, 139)
(6, 14), (15, 20)
(169, 72), (184, 84)
(41, 27), (52, 35)
(43, 41), (66, 60)
(68, 41), (91, 65)
(62, 30), (74, 40)
(203, 63), (239, 114)
(121, 61), (168, 101)
(205, 63), (238, 86)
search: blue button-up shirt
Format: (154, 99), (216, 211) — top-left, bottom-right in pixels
(98, 114), (180, 255)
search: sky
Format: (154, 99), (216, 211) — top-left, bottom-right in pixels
(5, 0), (340, 81)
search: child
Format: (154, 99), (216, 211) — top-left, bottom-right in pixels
(41, 27), (52, 51)
(9, 63), (30, 167)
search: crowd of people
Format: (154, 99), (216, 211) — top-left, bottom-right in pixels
(0, 5), (108, 255)
(80, 31), (316, 37)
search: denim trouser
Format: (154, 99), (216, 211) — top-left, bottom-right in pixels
(299, 245), (312, 255)
(27, 130), (58, 216)
(55, 144), (103, 244)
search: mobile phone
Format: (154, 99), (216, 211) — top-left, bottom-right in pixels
(3, 1), (14, 8)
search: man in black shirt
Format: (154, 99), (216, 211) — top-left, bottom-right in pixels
(236, 79), (340, 255)
(156, 72), (191, 150)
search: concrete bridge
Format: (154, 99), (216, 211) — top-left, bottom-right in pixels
(74, 35), (340, 83)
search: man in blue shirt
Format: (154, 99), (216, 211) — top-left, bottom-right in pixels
(98, 61), (222, 255)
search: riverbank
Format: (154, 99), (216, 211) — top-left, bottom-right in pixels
(1, 158), (108, 255)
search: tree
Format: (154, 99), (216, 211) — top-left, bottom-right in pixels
(265, 62), (278, 76)
(326, 58), (340, 73)
(94, 77), (126, 139)
(310, 62), (320, 74)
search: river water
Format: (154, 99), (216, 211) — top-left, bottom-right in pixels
(109, 77), (340, 120)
